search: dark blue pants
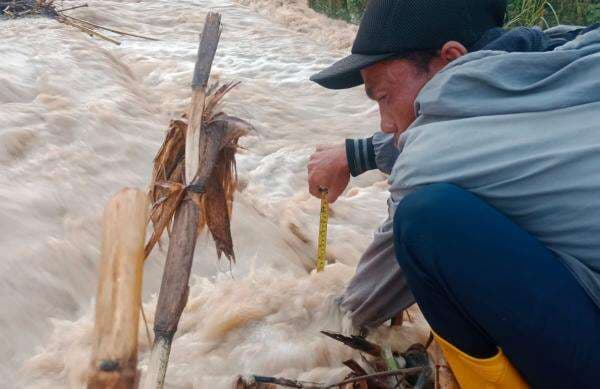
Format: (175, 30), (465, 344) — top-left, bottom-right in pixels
(393, 183), (600, 388)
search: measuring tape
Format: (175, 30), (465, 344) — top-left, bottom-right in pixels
(316, 188), (329, 272)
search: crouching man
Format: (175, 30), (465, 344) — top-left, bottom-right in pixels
(308, 0), (600, 387)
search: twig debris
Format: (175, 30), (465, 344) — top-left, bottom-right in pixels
(1, 0), (158, 45)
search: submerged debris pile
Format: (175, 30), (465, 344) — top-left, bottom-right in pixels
(1, 0), (69, 18)
(236, 328), (457, 389)
(1, 0), (56, 18)
(1, 1), (156, 45)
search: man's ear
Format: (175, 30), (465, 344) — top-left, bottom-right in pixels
(440, 41), (468, 62)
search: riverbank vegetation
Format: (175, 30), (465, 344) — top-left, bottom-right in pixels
(309, 0), (600, 27)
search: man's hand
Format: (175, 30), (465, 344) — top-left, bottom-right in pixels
(308, 144), (350, 203)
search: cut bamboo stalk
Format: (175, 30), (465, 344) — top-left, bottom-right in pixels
(141, 13), (222, 389)
(87, 188), (149, 389)
(141, 121), (229, 389)
(141, 199), (199, 389)
(143, 321), (175, 389)
(61, 14), (160, 41)
(185, 12), (221, 185)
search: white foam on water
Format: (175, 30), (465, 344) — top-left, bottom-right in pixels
(0, 1), (429, 387)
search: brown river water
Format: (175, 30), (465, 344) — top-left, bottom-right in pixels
(0, 1), (429, 387)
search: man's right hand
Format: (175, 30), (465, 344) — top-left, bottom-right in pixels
(308, 143), (350, 203)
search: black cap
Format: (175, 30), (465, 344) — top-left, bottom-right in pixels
(310, 0), (507, 89)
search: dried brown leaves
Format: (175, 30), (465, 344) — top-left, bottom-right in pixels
(146, 82), (252, 263)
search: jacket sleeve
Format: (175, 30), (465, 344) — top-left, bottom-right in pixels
(339, 198), (415, 330)
(346, 132), (399, 176)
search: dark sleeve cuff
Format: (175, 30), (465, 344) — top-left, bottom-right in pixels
(345, 137), (377, 177)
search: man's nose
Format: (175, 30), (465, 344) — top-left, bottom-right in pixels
(379, 105), (397, 134)
(380, 118), (397, 134)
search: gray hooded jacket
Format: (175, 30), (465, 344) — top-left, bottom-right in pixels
(341, 27), (600, 329)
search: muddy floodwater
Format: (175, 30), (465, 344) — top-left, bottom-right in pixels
(0, 1), (428, 387)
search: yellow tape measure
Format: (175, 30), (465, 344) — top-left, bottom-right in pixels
(316, 188), (329, 272)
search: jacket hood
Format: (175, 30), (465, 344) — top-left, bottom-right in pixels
(415, 28), (600, 119)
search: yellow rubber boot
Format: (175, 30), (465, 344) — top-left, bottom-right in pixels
(433, 331), (529, 389)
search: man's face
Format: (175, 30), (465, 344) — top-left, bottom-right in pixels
(361, 59), (437, 139)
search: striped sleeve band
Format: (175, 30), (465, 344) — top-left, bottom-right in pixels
(345, 136), (377, 177)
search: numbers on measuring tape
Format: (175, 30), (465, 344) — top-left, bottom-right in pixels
(316, 189), (329, 272)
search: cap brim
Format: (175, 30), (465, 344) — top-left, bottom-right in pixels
(310, 53), (395, 90)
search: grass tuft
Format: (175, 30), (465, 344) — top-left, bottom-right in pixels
(309, 0), (600, 27)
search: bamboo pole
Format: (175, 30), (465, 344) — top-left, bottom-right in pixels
(142, 120), (228, 389)
(87, 188), (149, 389)
(185, 12), (221, 185)
(141, 200), (199, 389)
(141, 13), (222, 389)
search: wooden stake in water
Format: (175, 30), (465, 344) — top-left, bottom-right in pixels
(142, 12), (222, 389)
(87, 188), (149, 389)
(316, 187), (329, 272)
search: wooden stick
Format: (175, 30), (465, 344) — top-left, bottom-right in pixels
(141, 120), (228, 389)
(141, 199), (198, 389)
(87, 189), (149, 389)
(341, 360), (385, 388)
(236, 375), (321, 389)
(140, 13), (222, 389)
(236, 368), (424, 389)
(320, 330), (382, 357)
(327, 368), (424, 388)
(61, 14), (160, 41)
(59, 18), (121, 45)
(342, 360), (368, 376)
(55, 3), (88, 12)
(185, 12), (221, 185)
(16, 9), (32, 17)
(143, 334), (173, 389)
